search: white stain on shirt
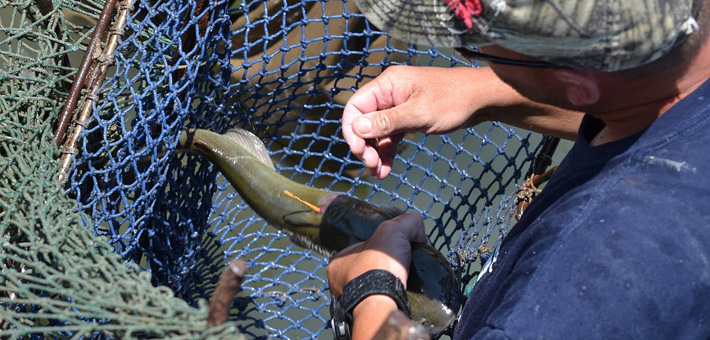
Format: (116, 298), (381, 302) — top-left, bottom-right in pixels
(646, 155), (697, 173)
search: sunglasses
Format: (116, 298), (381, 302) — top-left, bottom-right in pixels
(454, 47), (559, 69)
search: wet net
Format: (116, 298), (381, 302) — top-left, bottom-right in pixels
(0, 0), (552, 338)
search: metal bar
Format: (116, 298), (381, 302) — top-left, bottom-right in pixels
(53, 0), (119, 146)
(531, 136), (560, 176)
(57, 0), (133, 182)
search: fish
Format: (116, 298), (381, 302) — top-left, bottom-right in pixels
(176, 128), (462, 335)
(373, 310), (430, 340)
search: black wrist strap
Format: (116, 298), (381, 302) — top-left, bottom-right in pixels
(330, 269), (411, 340)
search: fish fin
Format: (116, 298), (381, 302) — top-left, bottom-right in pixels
(288, 234), (335, 258)
(276, 227), (334, 257)
(222, 128), (276, 170)
(282, 211), (334, 257)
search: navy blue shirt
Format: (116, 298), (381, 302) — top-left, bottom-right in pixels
(454, 79), (710, 339)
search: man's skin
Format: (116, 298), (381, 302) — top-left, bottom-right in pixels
(341, 66), (584, 180)
(328, 13), (710, 340)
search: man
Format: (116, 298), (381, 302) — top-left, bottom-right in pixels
(327, 0), (710, 339)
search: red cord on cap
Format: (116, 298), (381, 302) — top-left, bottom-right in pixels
(444, 0), (483, 33)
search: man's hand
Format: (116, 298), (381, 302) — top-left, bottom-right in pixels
(342, 66), (491, 179)
(342, 65), (582, 179)
(327, 213), (428, 340)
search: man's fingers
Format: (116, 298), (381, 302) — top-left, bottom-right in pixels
(342, 105), (367, 157)
(376, 213), (427, 245)
(344, 110), (402, 179)
(360, 136), (399, 179)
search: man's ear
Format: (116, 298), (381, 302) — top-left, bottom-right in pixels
(553, 69), (600, 106)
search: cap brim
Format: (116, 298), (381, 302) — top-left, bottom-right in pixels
(354, 0), (489, 48)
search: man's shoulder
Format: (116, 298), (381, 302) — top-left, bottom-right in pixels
(455, 165), (710, 339)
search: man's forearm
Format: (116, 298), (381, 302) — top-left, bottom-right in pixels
(463, 67), (583, 140)
(351, 294), (398, 339)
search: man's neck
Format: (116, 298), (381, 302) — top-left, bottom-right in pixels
(589, 36), (710, 147)
(588, 92), (684, 146)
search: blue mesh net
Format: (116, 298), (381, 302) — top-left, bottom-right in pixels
(61, 0), (546, 338)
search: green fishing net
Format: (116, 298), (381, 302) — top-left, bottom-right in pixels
(0, 1), (242, 338)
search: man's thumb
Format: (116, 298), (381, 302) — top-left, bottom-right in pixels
(354, 108), (407, 138)
(354, 116), (375, 137)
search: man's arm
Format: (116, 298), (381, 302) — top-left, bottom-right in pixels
(327, 213), (428, 340)
(342, 65), (583, 179)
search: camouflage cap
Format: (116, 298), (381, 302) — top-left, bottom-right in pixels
(354, 0), (700, 71)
